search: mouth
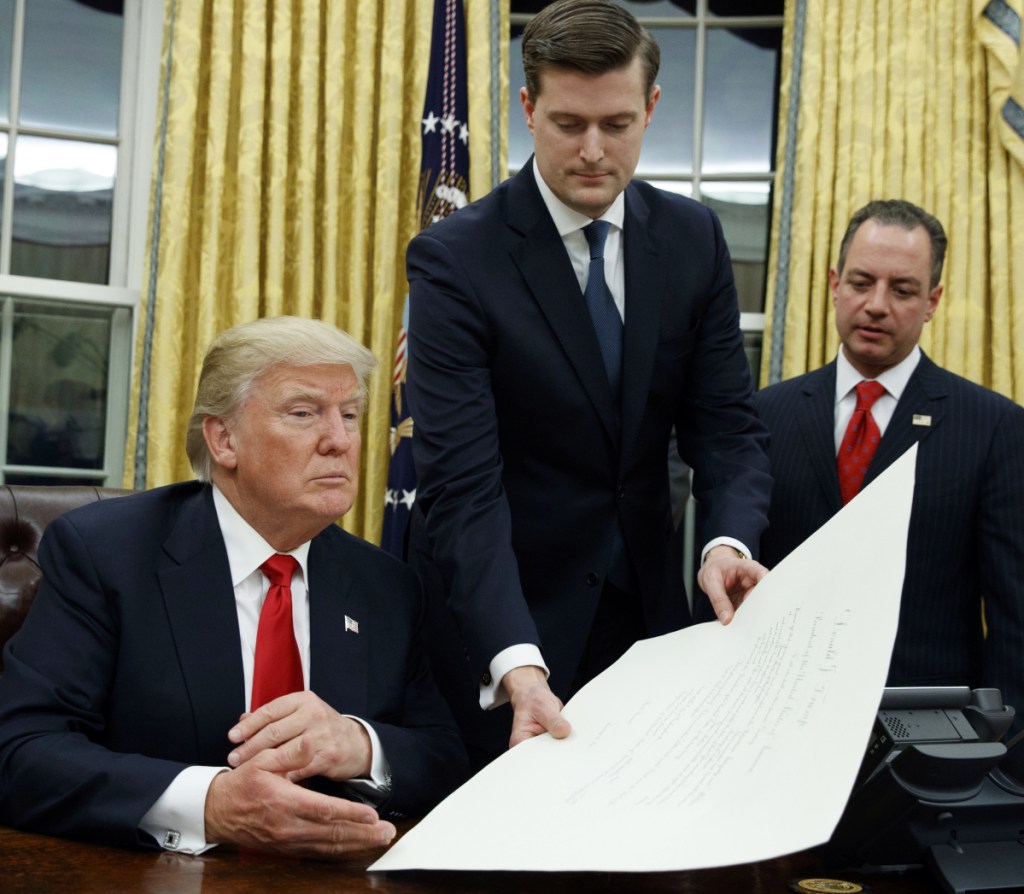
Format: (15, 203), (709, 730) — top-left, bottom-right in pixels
(856, 325), (888, 340)
(313, 473), (350, 484)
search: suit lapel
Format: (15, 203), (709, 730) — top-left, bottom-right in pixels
(507, 162), (620, 444)
(864, 353), (947, 487)
(307, 533), (369, 716)
(157, 487), (246, 757)
(797, 363), (844, 512)
(620, 185), (663, 457)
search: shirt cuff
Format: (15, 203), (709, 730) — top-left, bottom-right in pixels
(700, 536), (752, 565)
(138, 765), (227, 854)
(342, 716), (392, 804)
(480, 644), (549, 710)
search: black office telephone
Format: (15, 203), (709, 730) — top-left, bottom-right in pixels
(826, 686), (1024, 894)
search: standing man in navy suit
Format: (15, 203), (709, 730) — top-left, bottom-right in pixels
(405, 0), (772, 767)
(755, 200), (1024, 733)
(0, 316), (468, 854)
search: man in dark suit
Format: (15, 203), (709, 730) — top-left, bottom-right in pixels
(405, 0), (772, 767)
(754, 199), (1024, 733)
(0, 316), (468, 855)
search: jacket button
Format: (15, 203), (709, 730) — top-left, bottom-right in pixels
(481, 672), (492, 686)
(617, 486), (626, 499)
(585, 572), (600, 587)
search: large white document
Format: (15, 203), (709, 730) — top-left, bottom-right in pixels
(371, 445), (918, 873)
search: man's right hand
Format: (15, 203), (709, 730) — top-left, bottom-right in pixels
(204, 734), (395, 857)
(501, 665), (571, 749)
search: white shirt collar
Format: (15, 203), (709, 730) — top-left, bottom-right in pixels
(211, 484), (311, 587)
(835, 345), (921, 404)
(531, 158), (625, 235)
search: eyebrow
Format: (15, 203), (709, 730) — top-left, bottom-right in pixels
(846, 268), (923, 288)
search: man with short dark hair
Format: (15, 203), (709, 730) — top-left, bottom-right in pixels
(754, 200), (1024, 732)
(405, 0), (772, 767)
(0, 316), (468, 855)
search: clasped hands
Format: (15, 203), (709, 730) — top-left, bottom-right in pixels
(203, 691), (395, 857)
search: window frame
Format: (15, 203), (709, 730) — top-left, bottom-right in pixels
(0, 0), (162, 486)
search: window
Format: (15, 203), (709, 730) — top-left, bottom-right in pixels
(509, 0), (785, 383)
(0, 0), (160, 485)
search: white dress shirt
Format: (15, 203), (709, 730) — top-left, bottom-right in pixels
(834, 346), (922, 451)
(138, 485), (388, 853)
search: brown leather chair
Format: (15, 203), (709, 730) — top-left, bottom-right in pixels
(0, 485), (133, 672)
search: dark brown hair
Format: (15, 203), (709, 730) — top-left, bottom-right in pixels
(521, 0), (660, 102)
(838, 199), (948, 289)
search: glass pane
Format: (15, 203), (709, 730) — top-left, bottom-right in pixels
(616, 0), (693, 17)
(0, 131), (6, 239)
(645, 179), (693, 198)
(702, 27), (779, 175)
(8, 301), (111, 476)
(20, 0), (124, 136)
(511, 1), (692, 18)
(708, 0), (784, 16)
(744, 330), (762, 388)
(11, 135), (115, 284)
(637, 27), (695, 176)
(701, 180), (770, 313)
(0, 0), (13, 125)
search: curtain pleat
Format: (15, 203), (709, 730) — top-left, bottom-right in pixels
(127, 0), (500, 543)
(766, 0), (1024, 403)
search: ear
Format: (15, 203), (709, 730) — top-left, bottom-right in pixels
(828, 267), (840, 304)
(203, 415), (238, 471)
(520, 86), (536, 134)
(924, 283), (943, 323)
(644, 85), (661, 127)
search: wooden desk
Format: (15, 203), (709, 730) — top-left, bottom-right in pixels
(1, 825), (941, 893)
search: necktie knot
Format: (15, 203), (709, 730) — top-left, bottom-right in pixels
(855, 379), (886, 411)
(260, 553), (298, 588)
(583, 219), (611, 260)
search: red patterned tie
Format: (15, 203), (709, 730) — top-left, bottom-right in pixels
(251, 554), (303, 711)
(837, 380), (886, 505)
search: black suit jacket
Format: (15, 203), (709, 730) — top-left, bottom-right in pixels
(0, 482), (468, 848)
(405, 162), (771, 755)
(754, 354), (1024, 730)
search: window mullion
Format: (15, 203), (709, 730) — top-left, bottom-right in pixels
(0, 0), (25, 276)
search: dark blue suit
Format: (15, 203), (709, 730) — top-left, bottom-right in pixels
(0, 482), (468, 848)
(754, 354), (1024, 730)
(405, 161), (771, 758)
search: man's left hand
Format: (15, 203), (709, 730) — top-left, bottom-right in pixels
(697, 545), (767, 624)
(226, 691), (372, 782)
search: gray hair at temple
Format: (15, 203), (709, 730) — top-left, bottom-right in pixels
(521, 0), (661, 103)
(837, 199), (948, 290)
(186, 315), (378, 482)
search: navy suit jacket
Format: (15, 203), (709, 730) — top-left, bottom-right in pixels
(405, 162), (771, 755)
(754, 354), (1024, 730)
(0, 482), (468, 848)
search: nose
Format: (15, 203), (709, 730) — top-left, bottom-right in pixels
(579, 126), (604, 163)
(863, 282), (888, 315)
(319, 410), (355, 454)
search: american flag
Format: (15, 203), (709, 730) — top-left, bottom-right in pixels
(381, 0), (470, 557)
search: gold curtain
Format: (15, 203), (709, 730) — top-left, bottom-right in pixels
(126, 0), (503, 543)
(764, 0), (1024, 403)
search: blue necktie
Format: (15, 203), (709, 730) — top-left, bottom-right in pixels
(582, 220), (623, 397)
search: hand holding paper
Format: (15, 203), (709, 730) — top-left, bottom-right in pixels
(372, 446), (918, 873)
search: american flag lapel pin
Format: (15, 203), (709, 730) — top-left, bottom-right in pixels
(345, 615), (359, 634)
(912, 414), (932, 427)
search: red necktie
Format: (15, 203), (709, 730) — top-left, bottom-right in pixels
(251, 554), (303, 711)
(837, 380), (886, 505)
